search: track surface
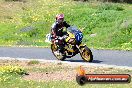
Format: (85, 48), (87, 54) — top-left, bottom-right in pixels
(0, 47), (132, 67)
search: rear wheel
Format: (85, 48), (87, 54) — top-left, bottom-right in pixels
(51, 44), (66, 61)
(80, 46), (93, 62)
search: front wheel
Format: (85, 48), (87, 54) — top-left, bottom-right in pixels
(51, 44), (66, 61)
(80, 46), (93, 62)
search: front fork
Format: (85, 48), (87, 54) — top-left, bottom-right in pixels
(76, 44), (86, 54)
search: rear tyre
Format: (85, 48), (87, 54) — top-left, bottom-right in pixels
(80, 46), (93, 62)
(51, 44), (66, 61)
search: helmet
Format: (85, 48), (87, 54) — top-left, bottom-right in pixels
(56, 14), (64, 20)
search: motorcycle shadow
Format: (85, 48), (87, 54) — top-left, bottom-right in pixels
(65, 59), (103, 63)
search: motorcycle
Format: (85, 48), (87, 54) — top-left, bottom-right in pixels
(50, 26), (93, 62)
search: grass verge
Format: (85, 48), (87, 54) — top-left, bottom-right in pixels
(0, 59), (132, 88)
(0, 0), (131, 50)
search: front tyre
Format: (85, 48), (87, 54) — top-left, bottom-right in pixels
(51, 44), (66, 61)
(80, 46), (93, 62)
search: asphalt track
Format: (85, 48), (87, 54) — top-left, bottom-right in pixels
(0, 47), (132, 67)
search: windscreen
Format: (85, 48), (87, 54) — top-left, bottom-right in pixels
(67, 26), (83, 42)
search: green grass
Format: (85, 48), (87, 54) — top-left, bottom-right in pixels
(27, 60), (40, 65)
(0, 0), (131, 50)
(0, 73), (132, 88)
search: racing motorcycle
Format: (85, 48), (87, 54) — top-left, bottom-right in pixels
(50, 26), (93, 62)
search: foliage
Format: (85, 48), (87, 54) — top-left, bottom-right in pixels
(73, 0), (132, 3)
(0, 0), (131, 50)
(0, 65), (27, 75)
(27, 60), (40, 65)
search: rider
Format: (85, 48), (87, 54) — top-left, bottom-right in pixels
(51, 14), (71, 55)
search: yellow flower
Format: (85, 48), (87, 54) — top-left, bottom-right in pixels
(32, 16), (39, 22)
(0, 66), (26, 75)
